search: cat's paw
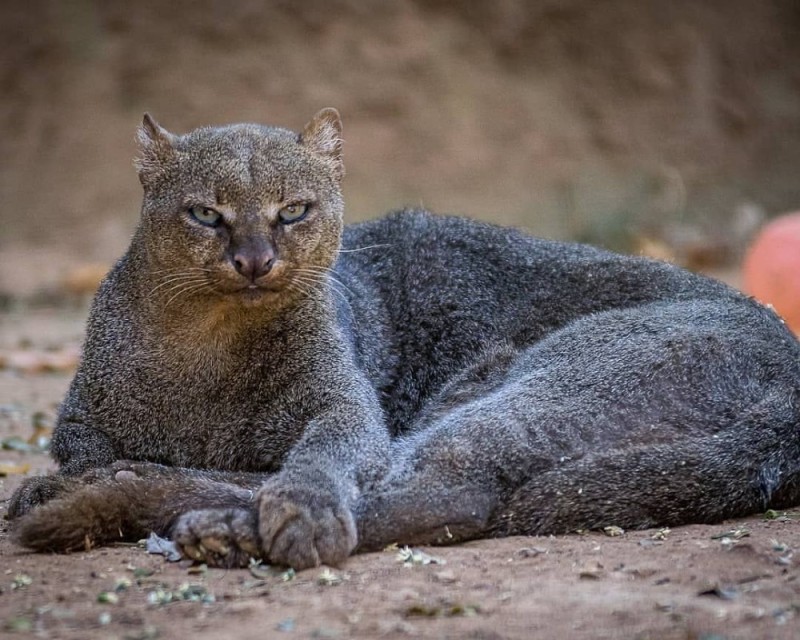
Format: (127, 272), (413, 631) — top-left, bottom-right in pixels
(256, 481), (357, 569)
(7, 475), (77, 519)
(173, 508), (260, 568)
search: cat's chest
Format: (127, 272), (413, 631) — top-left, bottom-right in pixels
(88, 345), (289, 469)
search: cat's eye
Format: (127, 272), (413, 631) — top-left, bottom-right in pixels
(278, 203), (310, 224)
(189, 206), (222, 227)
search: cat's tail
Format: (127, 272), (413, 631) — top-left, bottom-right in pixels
(490, 394), (800, 536)
(11, 474), (256, 553)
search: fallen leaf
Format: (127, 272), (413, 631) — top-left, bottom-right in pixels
(11, 574), (32, 589)
(97, 591), (119, 604)
(129, 566), (155, 579)
(698, 584), (739, 600)
(317, 568), (343, 586)
(404, 602), (480, 618)
(247, 560), (294, 582)
(1, 436), (35, 453)
(396, 546), (446, 566)
(711, 527), (750, 540)
(144, 532), (182, 562)
(0, 461), (31, 476)
(516, 547), (547, 558)
(176, 582), (215, 603)
(114, 577), (133, 592)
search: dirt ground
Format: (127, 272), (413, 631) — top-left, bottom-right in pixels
(2, 2), (800, 638)
(1, 309), (799, 640)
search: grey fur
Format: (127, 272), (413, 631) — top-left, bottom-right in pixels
(9, 110), (800, 569)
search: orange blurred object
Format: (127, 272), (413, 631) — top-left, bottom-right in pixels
(743, 211), (800, 334)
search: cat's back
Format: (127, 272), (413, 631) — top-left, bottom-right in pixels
(339, 209), (736, 338)
(336, 210), (744, 430)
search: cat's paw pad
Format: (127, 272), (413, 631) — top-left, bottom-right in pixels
(7, 475), (79, 519)
(256, 482), (357, 569)
(173, 508), (260, 568)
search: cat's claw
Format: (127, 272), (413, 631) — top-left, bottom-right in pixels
(173, 508), (260, 568)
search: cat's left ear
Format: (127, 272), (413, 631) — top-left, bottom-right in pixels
(300, 108), (344, 180)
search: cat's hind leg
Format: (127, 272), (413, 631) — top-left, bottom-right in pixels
(11, 468), (263, 565)
(357, 298), (800, 549)
(491, 393), (800, 536)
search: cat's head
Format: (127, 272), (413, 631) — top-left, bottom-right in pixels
(134, 109), (345, 309)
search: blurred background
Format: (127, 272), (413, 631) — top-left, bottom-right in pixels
(1, 0), (799, 302)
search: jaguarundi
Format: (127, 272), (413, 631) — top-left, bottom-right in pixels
(8, 108), (800, 570)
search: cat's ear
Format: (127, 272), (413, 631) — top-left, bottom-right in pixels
(300, 108), (344, 180)
(134, 113), (178, 185)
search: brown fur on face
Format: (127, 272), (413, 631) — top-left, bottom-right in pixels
(135, 109), (345, 317)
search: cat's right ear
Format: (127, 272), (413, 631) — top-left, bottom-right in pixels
(134, 113), (177, 185)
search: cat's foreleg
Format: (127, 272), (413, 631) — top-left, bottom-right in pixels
(8, 420), (117, 519)
(11, 467), (264, 567)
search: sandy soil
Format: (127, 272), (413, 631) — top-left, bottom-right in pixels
(1, 4), (799, 636)
(1, 310), (799, 640)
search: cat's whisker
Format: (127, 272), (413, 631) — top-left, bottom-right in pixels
(164, 282), (212, 308)
(290, 274), (326, 293)
(286, 279), (322, 302)
(292, 274), (350, 307)
(285, 281), (312, 299)
(150, 270), (212, 285)
(155, 280), (210, 304)
(149, 274), (210, 296)
(291, 270), (334, 287)
(293, 268), (355, 298)
(151, 266), (212, 272)
(325, 273), (354, 298)
(335, 244), (391, 253)
(153, 277), (209, 297)
(291, 266), (329, 275)
(150, 267), (213, 276)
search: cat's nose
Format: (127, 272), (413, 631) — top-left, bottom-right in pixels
(232, 248), (275, 281)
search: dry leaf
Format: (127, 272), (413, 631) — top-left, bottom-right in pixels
(145, 532), (182, 562)
(0, 461), (31, 476)
(396, 546), (446, 566)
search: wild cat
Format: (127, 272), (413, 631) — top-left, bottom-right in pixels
(9, 109), (800, 569)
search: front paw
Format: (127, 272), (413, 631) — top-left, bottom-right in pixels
(257, 481), (357, 569)
(173, 508), (260, 568)
(7, 475), (78, 519)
